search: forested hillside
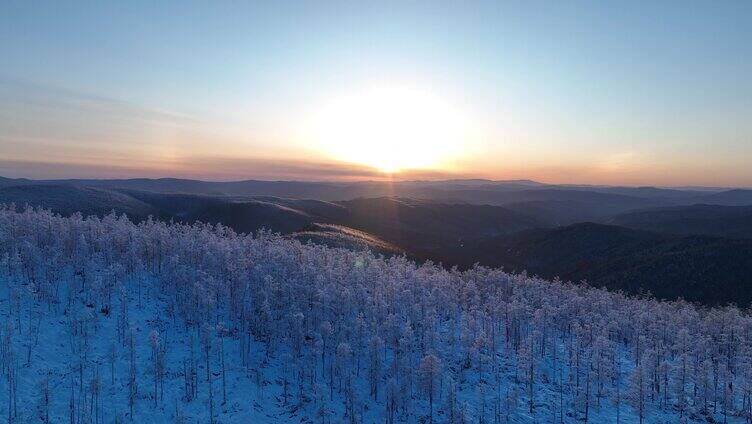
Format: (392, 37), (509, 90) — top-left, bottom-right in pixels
(444, 223), (752, 306)
(609, 205), (752, 239)
(1, 206), (752, 423)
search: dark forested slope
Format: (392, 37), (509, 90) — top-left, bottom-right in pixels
(609, 204), (752, 239)
(445, 223), (752, 305)
(0, 184), (155, 217)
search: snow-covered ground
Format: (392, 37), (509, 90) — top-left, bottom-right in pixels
(1, 274), (301, 423)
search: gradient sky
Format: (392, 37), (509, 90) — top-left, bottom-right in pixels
(1, 1), (751, 185)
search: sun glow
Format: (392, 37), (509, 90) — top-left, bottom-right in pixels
(309, 85), (472, 173)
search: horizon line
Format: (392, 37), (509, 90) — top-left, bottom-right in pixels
(1, 174), (748, 191)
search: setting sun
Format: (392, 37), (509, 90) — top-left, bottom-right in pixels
(309, 85), (472, 173)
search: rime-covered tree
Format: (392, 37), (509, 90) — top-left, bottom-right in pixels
(1, 206), (752, 423)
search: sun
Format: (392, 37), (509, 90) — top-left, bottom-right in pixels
(309, 85), (471, 173)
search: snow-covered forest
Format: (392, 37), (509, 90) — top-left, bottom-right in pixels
(1, 206), (751, 423)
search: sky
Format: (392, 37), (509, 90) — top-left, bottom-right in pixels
(1, 0), (751, 186)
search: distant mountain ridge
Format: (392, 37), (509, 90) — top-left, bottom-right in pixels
(0, 175), (739, 201)
(1, 175), (747, 228)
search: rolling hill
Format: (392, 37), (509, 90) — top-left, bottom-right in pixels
(3, 179), (752, 306)
(609, 204), (752, 239)
(0, 184), (156, 217)
(689, 189), (752, 206)
(444, 223), (752, 305)
(0, 185), (548, 256)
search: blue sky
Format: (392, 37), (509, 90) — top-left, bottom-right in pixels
(1, 1), (750, 185)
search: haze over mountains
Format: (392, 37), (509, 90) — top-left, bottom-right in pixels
(2, 175), (752, 305)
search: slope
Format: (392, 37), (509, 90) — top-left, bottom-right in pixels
(0, 184), (155, 217)
(609, 204), (752, 239)
(448, 223), (752, 305)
